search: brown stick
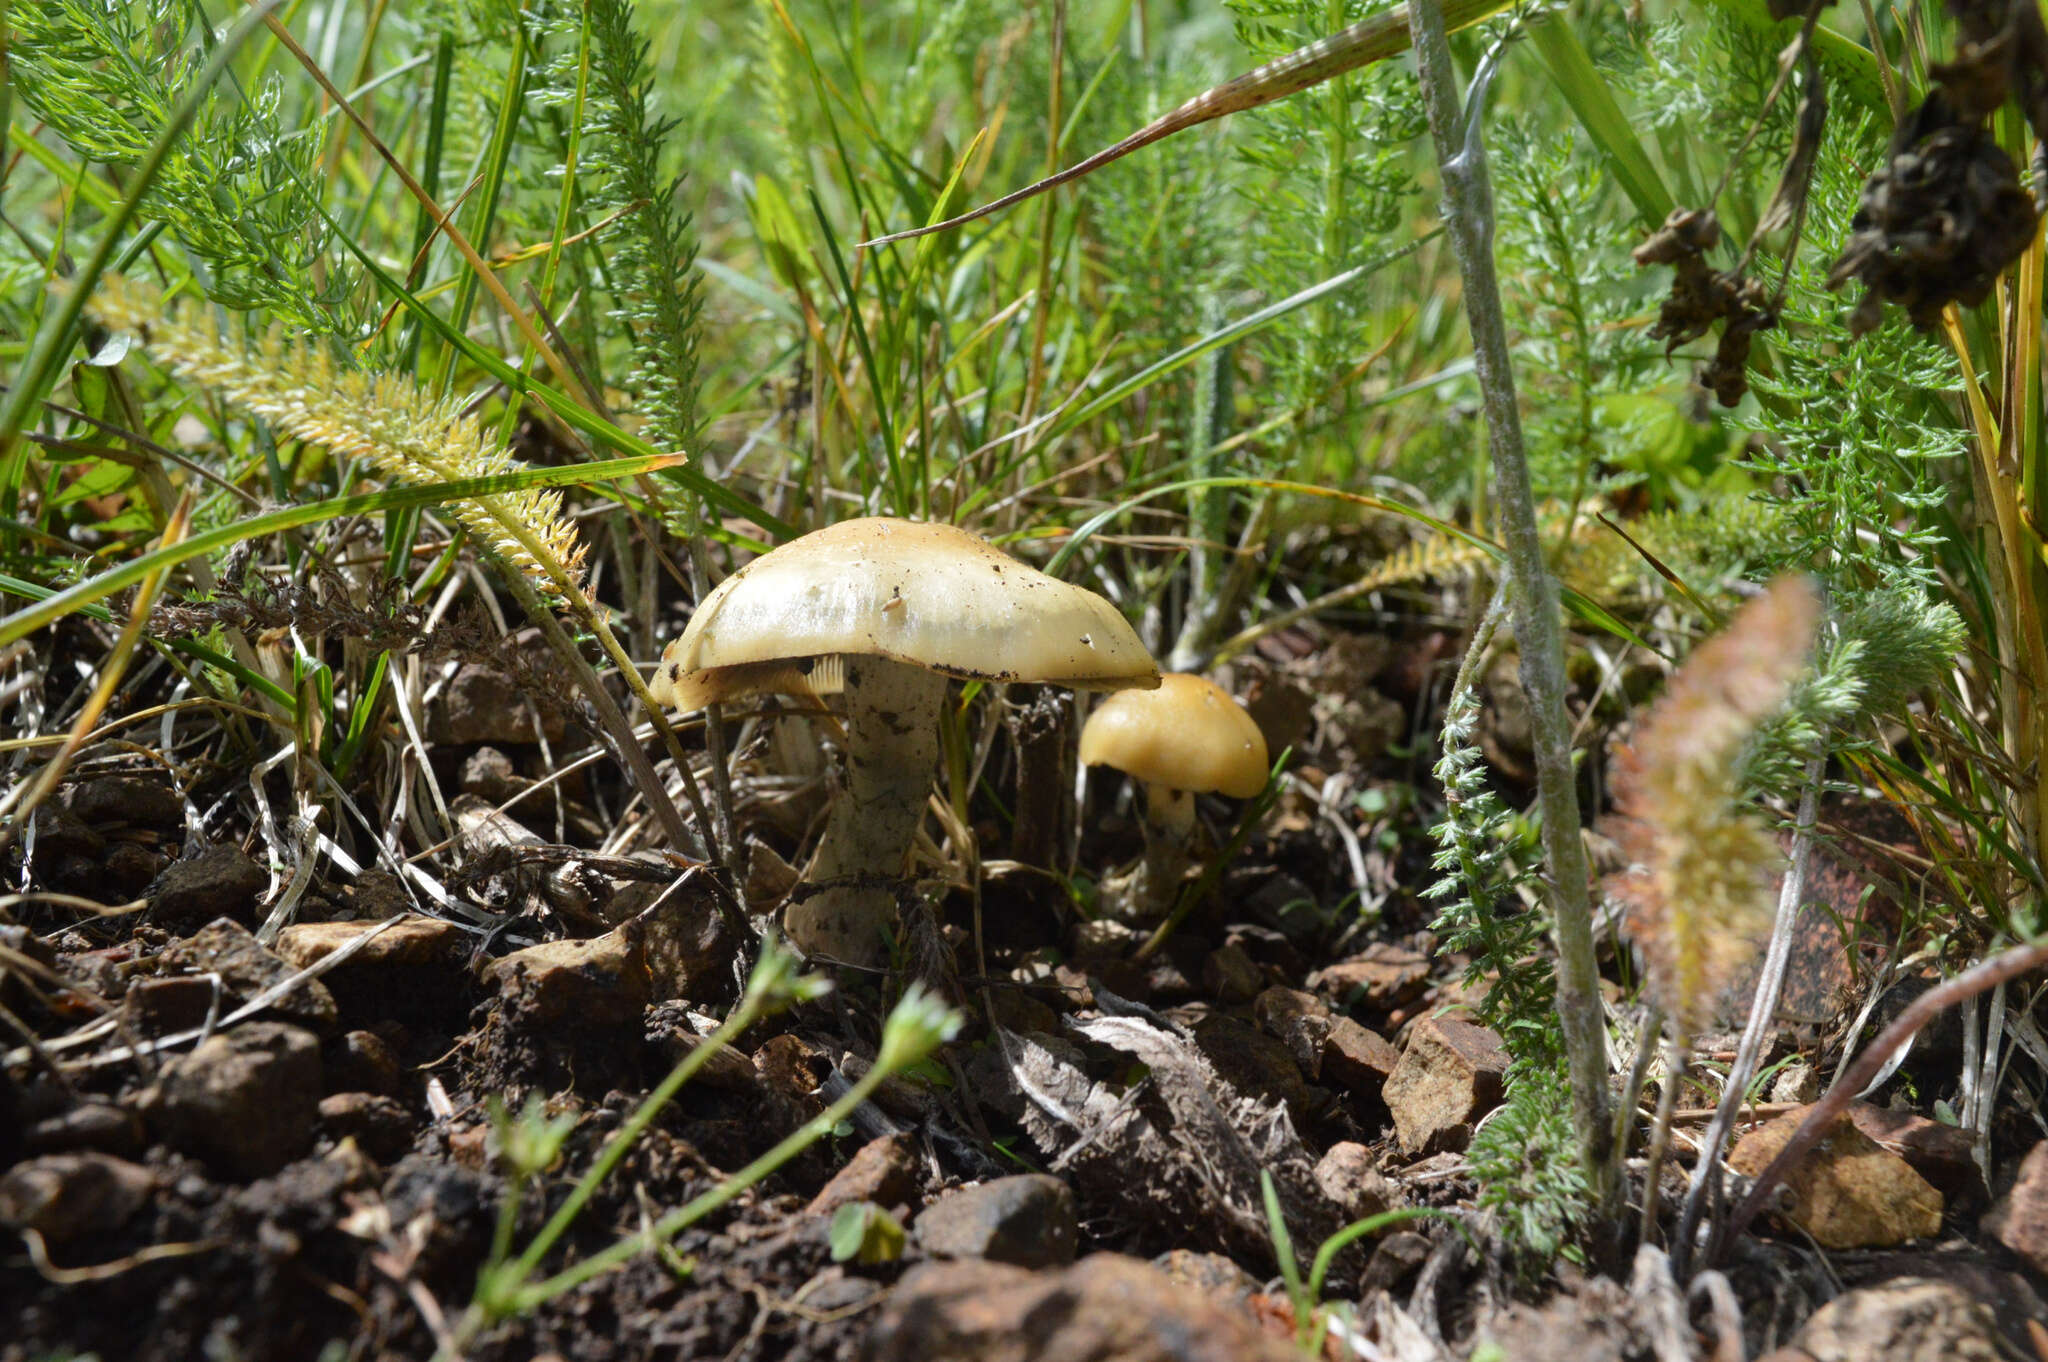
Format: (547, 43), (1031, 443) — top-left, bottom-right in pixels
(857, 0), (1513, 248)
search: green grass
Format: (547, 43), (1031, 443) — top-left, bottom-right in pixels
(3, 0), (2040, 1300)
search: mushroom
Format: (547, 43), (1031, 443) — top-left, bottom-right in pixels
(649, 517), (1158, 966)
(1078, 673), (1270, 920)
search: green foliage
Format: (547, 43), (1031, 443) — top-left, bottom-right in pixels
(828, 1201), (907, 1264)
(1228, 0), (1425, 457)
(1467, 1062), (1588, 1277)
(1491, 121), (1695, 507)
(1426, 680), (1558, 1066)
(581, 0), (709, 459)
(13, 0), (343, 328)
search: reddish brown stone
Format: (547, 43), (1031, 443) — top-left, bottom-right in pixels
(1383, 1016), (1507, 1155)
(1983, 1138), (2048, 1275)
(1321, 1016), (1401, 1097)
(863, 1253), (1300, 1362)
(808, 1133), (919, 1218)
(1311, 942), (1430, 1012)
(1846, 1102), (1984, 1203)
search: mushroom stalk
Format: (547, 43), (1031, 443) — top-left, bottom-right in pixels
(787, 656), (949, 966)
(1137, 781), (1195, 917)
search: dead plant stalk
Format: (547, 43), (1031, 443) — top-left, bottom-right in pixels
(1406, 0), (1615, 1210)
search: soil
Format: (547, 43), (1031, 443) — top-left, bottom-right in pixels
(4, 626), (2047, 1362)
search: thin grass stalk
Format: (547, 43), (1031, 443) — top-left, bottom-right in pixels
(1673, 754), (1823, 1273)
(1406, 0), (1614, 1211)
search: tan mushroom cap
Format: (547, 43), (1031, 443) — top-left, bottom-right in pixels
(649, 517), (1161, 711)
(1079, 673), (1270, 799)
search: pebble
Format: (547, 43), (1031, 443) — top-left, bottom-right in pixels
(149, 844), (269, 930)
(1983, 1137), (2048, 1275)
(0, 1152), (155, 1241)
(1728, 1108), (1943, 1249)
(1383, 1015), (1507, 1155)
(141, 1020), (323, 1175)
(914, 1174), (1078, 1269)
(1754, 1278), (2001, 1362)
(864, 1253), (1300, 1362)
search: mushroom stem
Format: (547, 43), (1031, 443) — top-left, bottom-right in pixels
(1137, 781), (1195, 917)
(786, 656), (949, 966)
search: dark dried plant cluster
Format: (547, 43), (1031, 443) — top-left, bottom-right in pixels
(1824, 0), (2044, 333)
(1640, 0), (2048, 398)
(150, 573), (586, 726)
(1634, 208), (1779, 409)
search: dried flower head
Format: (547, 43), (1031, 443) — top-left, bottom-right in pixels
(1828, 91), (2039, 336)
(1610, 576), (1822, 1034)
(88, 275), (585, 598)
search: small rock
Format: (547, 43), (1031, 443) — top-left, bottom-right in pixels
(915, 1174), (1078, 1269)
(149, 843), (268, 929)
(1360, 1230), (1434, 1294)
(275, 915), (468, 972)
(1755, 1278), (2001, 1362)
(1153, 1248), (1262, 1300)
(808, 1132), (919, 1218)
(341, 867), (415, 920)
(319, 1092), (416, 1163)
(1770, 1057), (1821, 1104)
(1314, 1142), (1398, 1222)
(1728, 1108), (1943, 1249)
(1253, 986), (1331, 1078)
(0, 1152), (154, 1241)
(987, 987), (1061, 1036)
(125, 975), (218, 1036)
(68, 775), (184, 833)
(155, 918), (337, 1032)
(864, 1254), (1300, 1362)
(1316, 687), (1406, 769)
(1192, 1014), (1320, 1122)
(1983, 1138), (2048, 1275)
(102, 843), (164, 896)
(644, 1006), (762, 1092)
(1847, 1102), (1982, 1203)
(1073, 918), (1139, 957)
(488, 925), (649, 1026)
(754, 1033), (828, 1099)
(434, 660), (565, 744)
(1142, 949), (1201, 1005)
(23, 1102), (145, 1158)
(30, 803), (103, 861)
(1383, 1015), (1508, 1155)
(142, 1020), (322, 1175)
(1311, 942), (1430, 1012)
(1202, 945), (1265, 1004)
(460, 746), (526, 802)
(1322, 1016), (1401, 1098)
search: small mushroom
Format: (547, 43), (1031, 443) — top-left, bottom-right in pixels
(1078, 673), (1270, 920)
(649, 517), (1158, 966)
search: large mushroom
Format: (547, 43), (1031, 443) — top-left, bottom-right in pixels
(1079, 673), (1270, 920)
(649, 517), (1159, 966)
